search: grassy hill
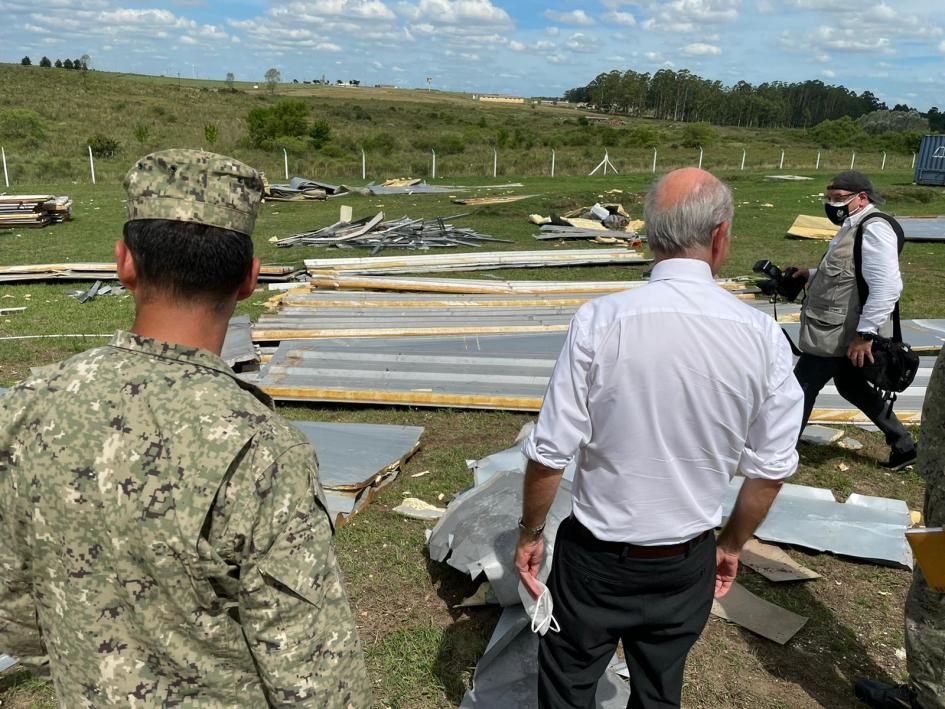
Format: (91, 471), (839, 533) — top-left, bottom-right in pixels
(0, 63), (919, 185)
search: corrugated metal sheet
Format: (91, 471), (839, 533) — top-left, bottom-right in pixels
(304, 248), (650, 275)
(914, 135), (945, 186)
(256, 334), (934, 421)
(899, 217), (945, 242)
(220, 315), (258, 369)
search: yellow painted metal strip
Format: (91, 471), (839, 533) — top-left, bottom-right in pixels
(261, 386), (544, 410)
(280, 296), (595, 308)
(809, 408), (922, 425)
(251, 324), (570, 341)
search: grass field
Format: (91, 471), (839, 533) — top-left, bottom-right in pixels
(1, 72), (945, 708)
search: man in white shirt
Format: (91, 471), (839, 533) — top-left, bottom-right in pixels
(515, 167), (804, 709)
(791, 171), (916, 471)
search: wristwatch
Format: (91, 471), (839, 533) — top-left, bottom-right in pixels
(518, 517), (546, 538)
(856, 331), (877, 341)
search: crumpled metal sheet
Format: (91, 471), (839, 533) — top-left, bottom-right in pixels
(428, 470), (573, 606)
(459, 607), (630, 708)
(221, 315), (258, 369)
(0, 653), (16, 672)
(722, 478), (913, 568)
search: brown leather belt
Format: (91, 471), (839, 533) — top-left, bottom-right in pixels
(569, 516), (713, 559)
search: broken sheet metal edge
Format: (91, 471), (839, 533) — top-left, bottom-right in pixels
(0, 654), (15, 673)
(221, 315), (258, 368)
(722, 477), (913, 568)
(460, 606), (630, 709)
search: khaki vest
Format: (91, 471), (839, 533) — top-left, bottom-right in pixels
(799, 218), (893, 357)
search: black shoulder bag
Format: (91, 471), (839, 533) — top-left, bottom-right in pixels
(853, 213), (920, 401)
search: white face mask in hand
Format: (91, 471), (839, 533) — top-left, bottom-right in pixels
(518, 579), (560, 636)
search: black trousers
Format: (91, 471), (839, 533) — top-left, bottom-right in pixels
(538, 516), (716, 709)
(794, 353), (914, 454)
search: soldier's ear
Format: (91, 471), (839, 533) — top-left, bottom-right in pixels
(236, 257), (260, 301)
(115, 240), (138, 292)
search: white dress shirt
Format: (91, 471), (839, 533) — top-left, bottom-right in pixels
(523, 258), (803, 545)
(809, 203), (903, 334)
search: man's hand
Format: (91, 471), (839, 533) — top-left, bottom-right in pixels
(515, 532), (545, 599)
(847, 334), (875, 368)
(715, 546), (739, 599)
(791, 268), (810, 281)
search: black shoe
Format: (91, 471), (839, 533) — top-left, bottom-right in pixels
(854, 678), (918, 708)
(881, 448), (918, 471)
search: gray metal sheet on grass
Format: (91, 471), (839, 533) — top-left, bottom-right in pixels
(722, 478), (913, 568)
(428, 470), (573, 606)
(460, 607), (630, 709)
(221, 315), (258, 368)
(900, 217), (945, 242)
(0, 654), (16, 673)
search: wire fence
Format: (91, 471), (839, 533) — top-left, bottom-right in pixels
(0, 144), (920, 187)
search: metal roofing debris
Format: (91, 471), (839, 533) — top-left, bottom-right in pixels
(263, 176), (344, 201)
(0, 654), (16, 673)
(460, 606), (630, 708)
(711, 582), (808, 644)
(221, 315), (259, 370)
(352, 180), (524, 196)
(766, 175), (814, 181)
(739, 539), (821, 582)
(0, 194), (72, 229)
(722, 477), (913, 568)
(393, 497), (446, 520)
(0, 263), (299, 284)
(276, 212), (511, 251)
(800, 425), (843, 445)
(290, 421), (422, 526)
(535, 225), (641, 244)
(428, 469), (574, 606)
(0, 306), (26, 315)
(303, 248), (651, 275)
(787, 214), (945, 242)
(451, 194), (539, 206)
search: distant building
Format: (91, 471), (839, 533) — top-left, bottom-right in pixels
(374, 84), (396, 89)
(477, 94), (526, 105)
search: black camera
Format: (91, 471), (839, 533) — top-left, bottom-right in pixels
(752, 259), (806, 302)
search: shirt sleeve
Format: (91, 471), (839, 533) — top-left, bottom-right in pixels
(857, 218), (903, 334)
(237, 442), (371, 708)
(739, 326), (804, 480)
(523, 313), (593, 470)
(0, 392), (47, 669)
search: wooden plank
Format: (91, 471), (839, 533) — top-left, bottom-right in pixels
(740, 539), (822, 582)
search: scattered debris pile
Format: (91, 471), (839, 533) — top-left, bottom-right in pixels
(786, 214), (945, 242)
(0, 262), (300, 284)
(275, 211), (511, 251)
(529, 202), (643, 244)
(263, 176), (343, 201)
(0, 195), (72, 229)
(67, 281), (126, 303)
(262, 175), (528, 201)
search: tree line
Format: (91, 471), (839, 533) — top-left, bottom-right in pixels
(21, 55), (90, 70)
(564, 68), (945, 131)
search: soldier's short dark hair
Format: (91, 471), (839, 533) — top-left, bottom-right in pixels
(123, 219), (253, 309)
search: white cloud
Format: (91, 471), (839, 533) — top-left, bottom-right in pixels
(637, 0), (739, 33)
(821, 69), (835, 77)
(398, 0), (512, 26)
(565, 32), (599, 53)
(939, 39), (945, 52)
(604, 11), (636, 27)
(508, 39), (525, 51)
(544, 9), (595, 26)
(546, 53), (567, 64)
(682, 42), (721, 55)
(546, 26), (560, 35)
(644, 51), (662, 61)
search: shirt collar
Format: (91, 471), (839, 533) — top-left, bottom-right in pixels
(845, 202), (876, 228)
(107, 330), (273, 408)
(648, 258), (714, 284)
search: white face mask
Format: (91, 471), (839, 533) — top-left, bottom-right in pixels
(518, 579), (560, 636)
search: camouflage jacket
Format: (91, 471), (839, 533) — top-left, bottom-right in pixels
(0, 331), (371, 707)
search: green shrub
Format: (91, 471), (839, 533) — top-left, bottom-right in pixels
(438, 133), (466, 154)
(204, 123), (219, 146)
(0, 108), (46, 146)
(362, 131), (397, 155)
(309, 120), (332, 149)
(132, 123), (152, 147)
(808, 116), (864, 148)
(857, 109), (928, 135)
(246, 99), (310, 148)
(623, 125), (663, 148)
(681, 122), (716, 148)
(277, 136), (310, 154)
(351, 104), (372, 121)
(598, 127), (621, 147)
(87, 134), (121, 158)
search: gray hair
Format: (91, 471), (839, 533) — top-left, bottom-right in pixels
(644, 174), (734, 255)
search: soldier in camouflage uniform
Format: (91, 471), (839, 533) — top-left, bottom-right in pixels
(856, 347), (945, 709)
(0, 150), (371, 707)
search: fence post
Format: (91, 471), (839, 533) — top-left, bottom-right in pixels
(652, 148), (657, 173)
(881, 152), (887, 171)
(432, 149), (436, 179)
(1, 147), (8, 188)
(850, 151), (856, 169)
(741, 149), (746, 171)
(283, 148), (289, 180)
(816, 151), (821, 170)
(779, 150), (785, 170)
(912, 153), (916, 170)
(88, 145), (96, 185)
(698, 146), (704, 169)
(361, 149), (366, 180)
(551, 149), (556, 178)
(493, 148), (497, 178)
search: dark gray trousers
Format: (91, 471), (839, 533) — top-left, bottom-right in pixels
(794, 353), (915, 454)
(537, 516), (716, 709)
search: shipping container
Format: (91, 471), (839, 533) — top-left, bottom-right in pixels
(914, 135), (945, 186)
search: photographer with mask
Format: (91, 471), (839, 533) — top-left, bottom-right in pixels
(790, 170), (916, 470)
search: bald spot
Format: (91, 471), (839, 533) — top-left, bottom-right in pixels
(652, 168), (721, 210)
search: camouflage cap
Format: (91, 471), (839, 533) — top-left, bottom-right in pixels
(123, 149), (263, 235)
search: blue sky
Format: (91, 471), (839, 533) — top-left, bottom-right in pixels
(2, 0), (943, 111)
